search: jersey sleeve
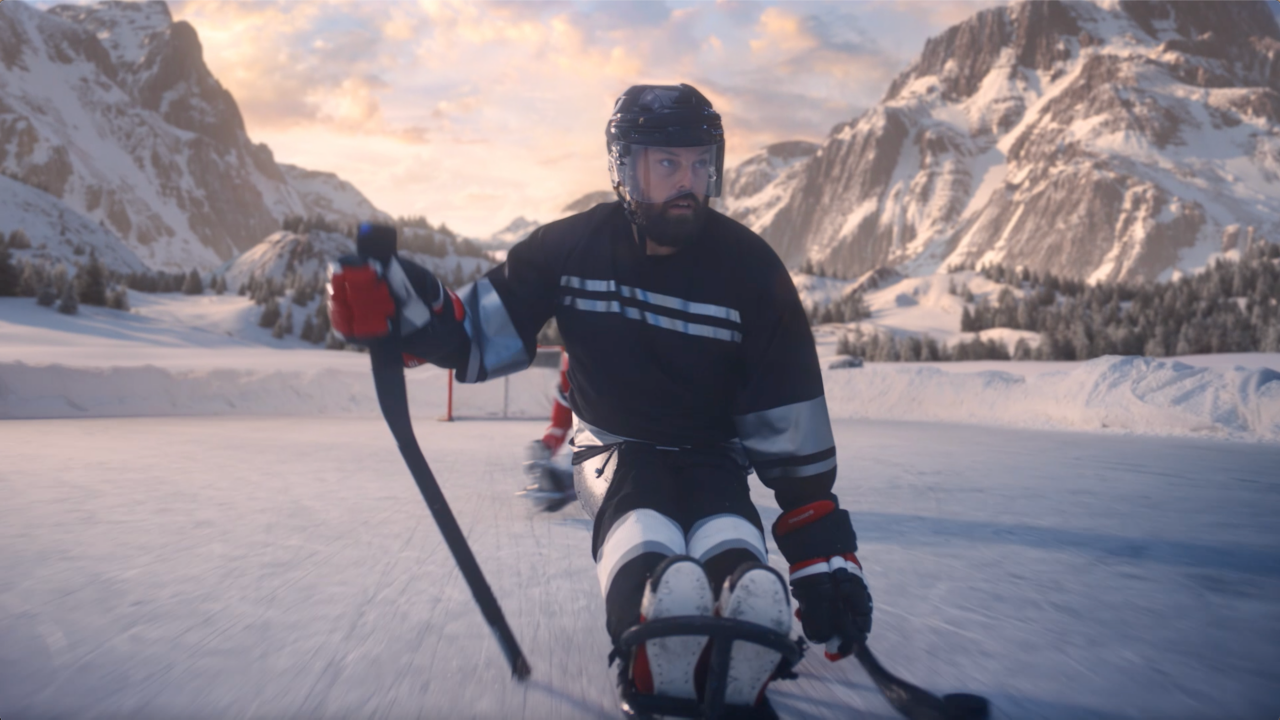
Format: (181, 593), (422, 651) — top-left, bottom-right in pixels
(732, 261), (839, 514)
(453, 226), (561, 383)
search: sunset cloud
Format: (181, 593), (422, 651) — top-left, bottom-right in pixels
(153, 0), (1011, 236)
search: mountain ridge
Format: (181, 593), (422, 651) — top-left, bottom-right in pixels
(0, 0), (388, 271)
(721, 0), (1280, 283)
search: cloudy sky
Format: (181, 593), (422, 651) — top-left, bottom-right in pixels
(164, 1), (1006, 237)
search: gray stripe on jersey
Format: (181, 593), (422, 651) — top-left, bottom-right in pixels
(617, 285), (742, 324)
(733, 396), (836, 462)
(564, 295), (742, 343)
(560, 276), (741, 324)
(560, 276), (617, 292)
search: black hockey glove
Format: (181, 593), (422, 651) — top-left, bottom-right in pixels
(328, 224), (470, 369)
(772, 500), (872, 661)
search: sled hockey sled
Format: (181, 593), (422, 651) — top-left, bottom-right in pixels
(616, 615), (804, 720)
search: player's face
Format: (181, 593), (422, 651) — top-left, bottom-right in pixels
(636, 146), (714, 208)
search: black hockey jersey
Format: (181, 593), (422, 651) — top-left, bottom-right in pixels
(448, 201), (838, 514)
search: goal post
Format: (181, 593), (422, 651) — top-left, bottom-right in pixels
(441, 345), (564, 421)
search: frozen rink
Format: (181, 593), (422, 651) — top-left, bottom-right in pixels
(2, 416), (1277, 719)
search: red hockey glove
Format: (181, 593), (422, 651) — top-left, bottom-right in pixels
(329, 261), (396, 342)
(328, 247), (468, 369)
(772, 500), (872, 661)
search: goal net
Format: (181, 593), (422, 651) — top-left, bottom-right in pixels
(443, 346), (564, 421)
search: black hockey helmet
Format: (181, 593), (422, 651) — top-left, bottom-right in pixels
(607, 84), (725, 215)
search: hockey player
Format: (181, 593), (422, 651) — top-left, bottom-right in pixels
(329, 83), (872, 716)
(519, 351), (576, 513)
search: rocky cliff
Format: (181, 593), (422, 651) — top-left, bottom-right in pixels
(722, 0), (1280, 283)
(0, 0), (387, 270)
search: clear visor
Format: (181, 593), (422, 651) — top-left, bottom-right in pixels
(611, 144), (721, 204)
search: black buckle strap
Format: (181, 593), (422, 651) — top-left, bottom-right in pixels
(617, 616), (804, 719)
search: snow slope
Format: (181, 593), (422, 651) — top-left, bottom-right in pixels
(0, 173), (147, 273)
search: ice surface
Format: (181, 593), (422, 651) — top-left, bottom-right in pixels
(1, 293), (1279, 718)
(0, 417), (1276, 719)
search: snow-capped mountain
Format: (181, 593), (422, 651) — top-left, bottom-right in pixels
(722, 0), (1280, 283)
(477, 191), (616, 257)
(278, 164), (391, 227)
(0, 0), (386, 271)
(218, 229), (494, 293)
(560, 190), (616, 216)
(483, 216), (540, 247)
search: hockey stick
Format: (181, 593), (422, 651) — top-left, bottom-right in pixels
(356, 231), (532, 681)
(853, 644), (988, 720)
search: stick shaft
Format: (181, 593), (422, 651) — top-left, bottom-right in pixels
(368, 344), (531, 679)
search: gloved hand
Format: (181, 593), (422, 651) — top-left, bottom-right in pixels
(789, 554), (872, 660)
(772, 500), (872, 660)
(329, 258), (397, 342)
(328, 224), (469, 367)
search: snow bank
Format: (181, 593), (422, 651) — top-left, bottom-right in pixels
(3, 298), (1277, 441)
(0, 362), (448, 420)
(823, 356), (1280, 442)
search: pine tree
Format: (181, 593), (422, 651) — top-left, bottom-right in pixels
(76, 251), (108, 306)
(313, 301), (330, 340)
(1261, 322), (1280, 353)
(0, 242), (17, 296)
(1013, 338), (1033, 360)
(37, 283), (58, 307)
(300, 316), (317, 344)
(273, 307), (294, 338)
(292, 283), (312, 307)
(7, 229), (31, 249)
(56, 281), (79, 314)
(18, 262), (41, 297)
(181, 268), (204, 295)
(107, 286), (130, 311)
(258, 297), (281, 328)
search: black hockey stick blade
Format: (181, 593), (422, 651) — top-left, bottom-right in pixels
(358, 227), (531, 681)
(853, 644), (988, 720)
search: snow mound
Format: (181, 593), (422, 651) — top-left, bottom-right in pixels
(824, 356), (1280, 442)
(0, 361), (446, 419)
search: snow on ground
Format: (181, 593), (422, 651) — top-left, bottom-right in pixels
(809, 326), (1280, 443)
(0, 417), (1276, 719)
(5, 295), (1277, 441)
(795, 269), (1034, 348)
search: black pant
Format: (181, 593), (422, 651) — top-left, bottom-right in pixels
(574, 443), (767, 644)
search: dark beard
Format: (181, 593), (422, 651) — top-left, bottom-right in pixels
(635, 193), (707, 250)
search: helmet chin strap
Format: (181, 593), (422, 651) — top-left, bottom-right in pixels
(613, 184), (643, 228)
